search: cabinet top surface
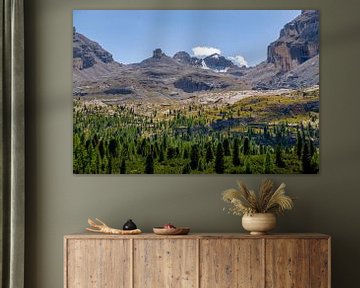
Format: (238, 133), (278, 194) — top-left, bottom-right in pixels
(64, 232), (330, 240)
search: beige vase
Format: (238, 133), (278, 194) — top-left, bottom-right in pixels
(242, 213), (276, 235)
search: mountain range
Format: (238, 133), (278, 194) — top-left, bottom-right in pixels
(73, 10), (319, 100)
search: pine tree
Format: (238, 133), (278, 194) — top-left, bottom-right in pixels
(107, 157), (113, 174)
(182, 162), (191, 174)
(198, 159), (205, 172)
(243, 137), (250, 155)
(223, 138), (231, 156)
(260, 145), (264, 155)
(205, 143), (213, 163)
(309, 139), (315, 157)
(145, 154), (154, 174)
(232, 138), (241, 166)
(301, 141), (312, 173)
(264, 125), (270, 139)
(245, 158), (252, 174)
(183, 147), (189, 159)
(167, 147), (176, 159)
(296, 129), (303, 159)
(215, 143), (225, 174)
(98, 140), (105, 159)
(310, 152), (319, 174)
(190, 144), (199, 170)
(101, 156), (108, 174)
(89, 148), (98, 174)
(158, 148), (165, 162)
(120, 159), (126, 174)
(275, 145), (285, 168)
(108, 138), (118, 158)
(263, 152), (272, 174)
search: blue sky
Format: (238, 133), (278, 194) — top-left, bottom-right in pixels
(73, 10), (300, 67)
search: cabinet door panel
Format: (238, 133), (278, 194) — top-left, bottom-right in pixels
(134, 239), (198, 288)
(200, 239), (264, 288)
(66, 239), (131, 288)
(265, 239), (310, 288)
(310, 239), (330, 288)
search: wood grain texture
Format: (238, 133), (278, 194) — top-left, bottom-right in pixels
(66, 239), (131, 288)
(64, 234), (330, 288)
(265, 239), (310, 288)
(310, 239), (330, 288)
(133, 239), (198, 288)
(200, 239), (264, 288)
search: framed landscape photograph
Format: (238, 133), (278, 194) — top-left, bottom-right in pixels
(73, 10), (319, 174)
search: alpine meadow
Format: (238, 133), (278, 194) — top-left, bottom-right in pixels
(73, 10), (319, 174)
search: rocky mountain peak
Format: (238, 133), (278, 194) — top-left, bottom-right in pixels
(267, 10), (319, 72)
(140, 48), (181, 68)
(173, 51), (192, 63)
(73, 27), (115, 70)
(173, 51), (202, 67)
(153, 48), (165, 59)
(203, 53), (235, 72)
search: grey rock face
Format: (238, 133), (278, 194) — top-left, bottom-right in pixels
(174, 76), (229, 93)
(173, 51), (202, 66)
(203, 53), (235, 71)
(73, 27), (114, 70)
(173, 51), (192, 64)
(153, 48), (165, 59)
(104, 87), (135, 95)
(267, 10), (319, 72)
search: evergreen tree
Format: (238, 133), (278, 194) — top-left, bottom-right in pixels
(310, 152), (320, 174)
(140, 138), (148, 156)
(309, 139), (315, 157)
(296, 130), (303, 159)
(167, 147), (176, 159)
(232, 138), (241, 166)
(108, 138), (118, 158)
(120, 159), (126, 174)
(90, 148), (98, 174)
(243, 137), (250, 155)
(263, 152), (272, 174)
(145, 154), (154, 174)
(223, 138), (231, 156)
(101, 156), (108, 174)
(205, 143), (214, 163)
(301, 141), (312, 173)
(182, 162), (191, 174)
(190, 144), (199, 170)
(158, 148), (165, 162)
(275, 145), (285, 168)
(183, 147), (189, 159)
(215, 143), (225, 174)
(92, 134), (99, 147)
(107, 157), (113, 174)
(259, 145), (264, 155)
(245, 158), (252, 174)
(198, 159), (205, 172)
(264, 125), (270, 139)
(98, 140), (105, 159)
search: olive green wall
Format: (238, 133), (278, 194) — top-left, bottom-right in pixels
(24, 0), (360, 287)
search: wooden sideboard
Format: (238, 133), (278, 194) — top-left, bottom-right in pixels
(64, 233), (330, 288)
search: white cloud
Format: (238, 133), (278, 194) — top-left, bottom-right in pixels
(228, 55), (248, 67)
(192, 46), (221, 58)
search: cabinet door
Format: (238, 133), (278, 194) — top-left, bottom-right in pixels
(309, 239), (330, 288)
(134, 239), (198, 288)
(66, 239), (131, 288)
(200, 239), (264, 288)
(266, 239), (310, 288)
